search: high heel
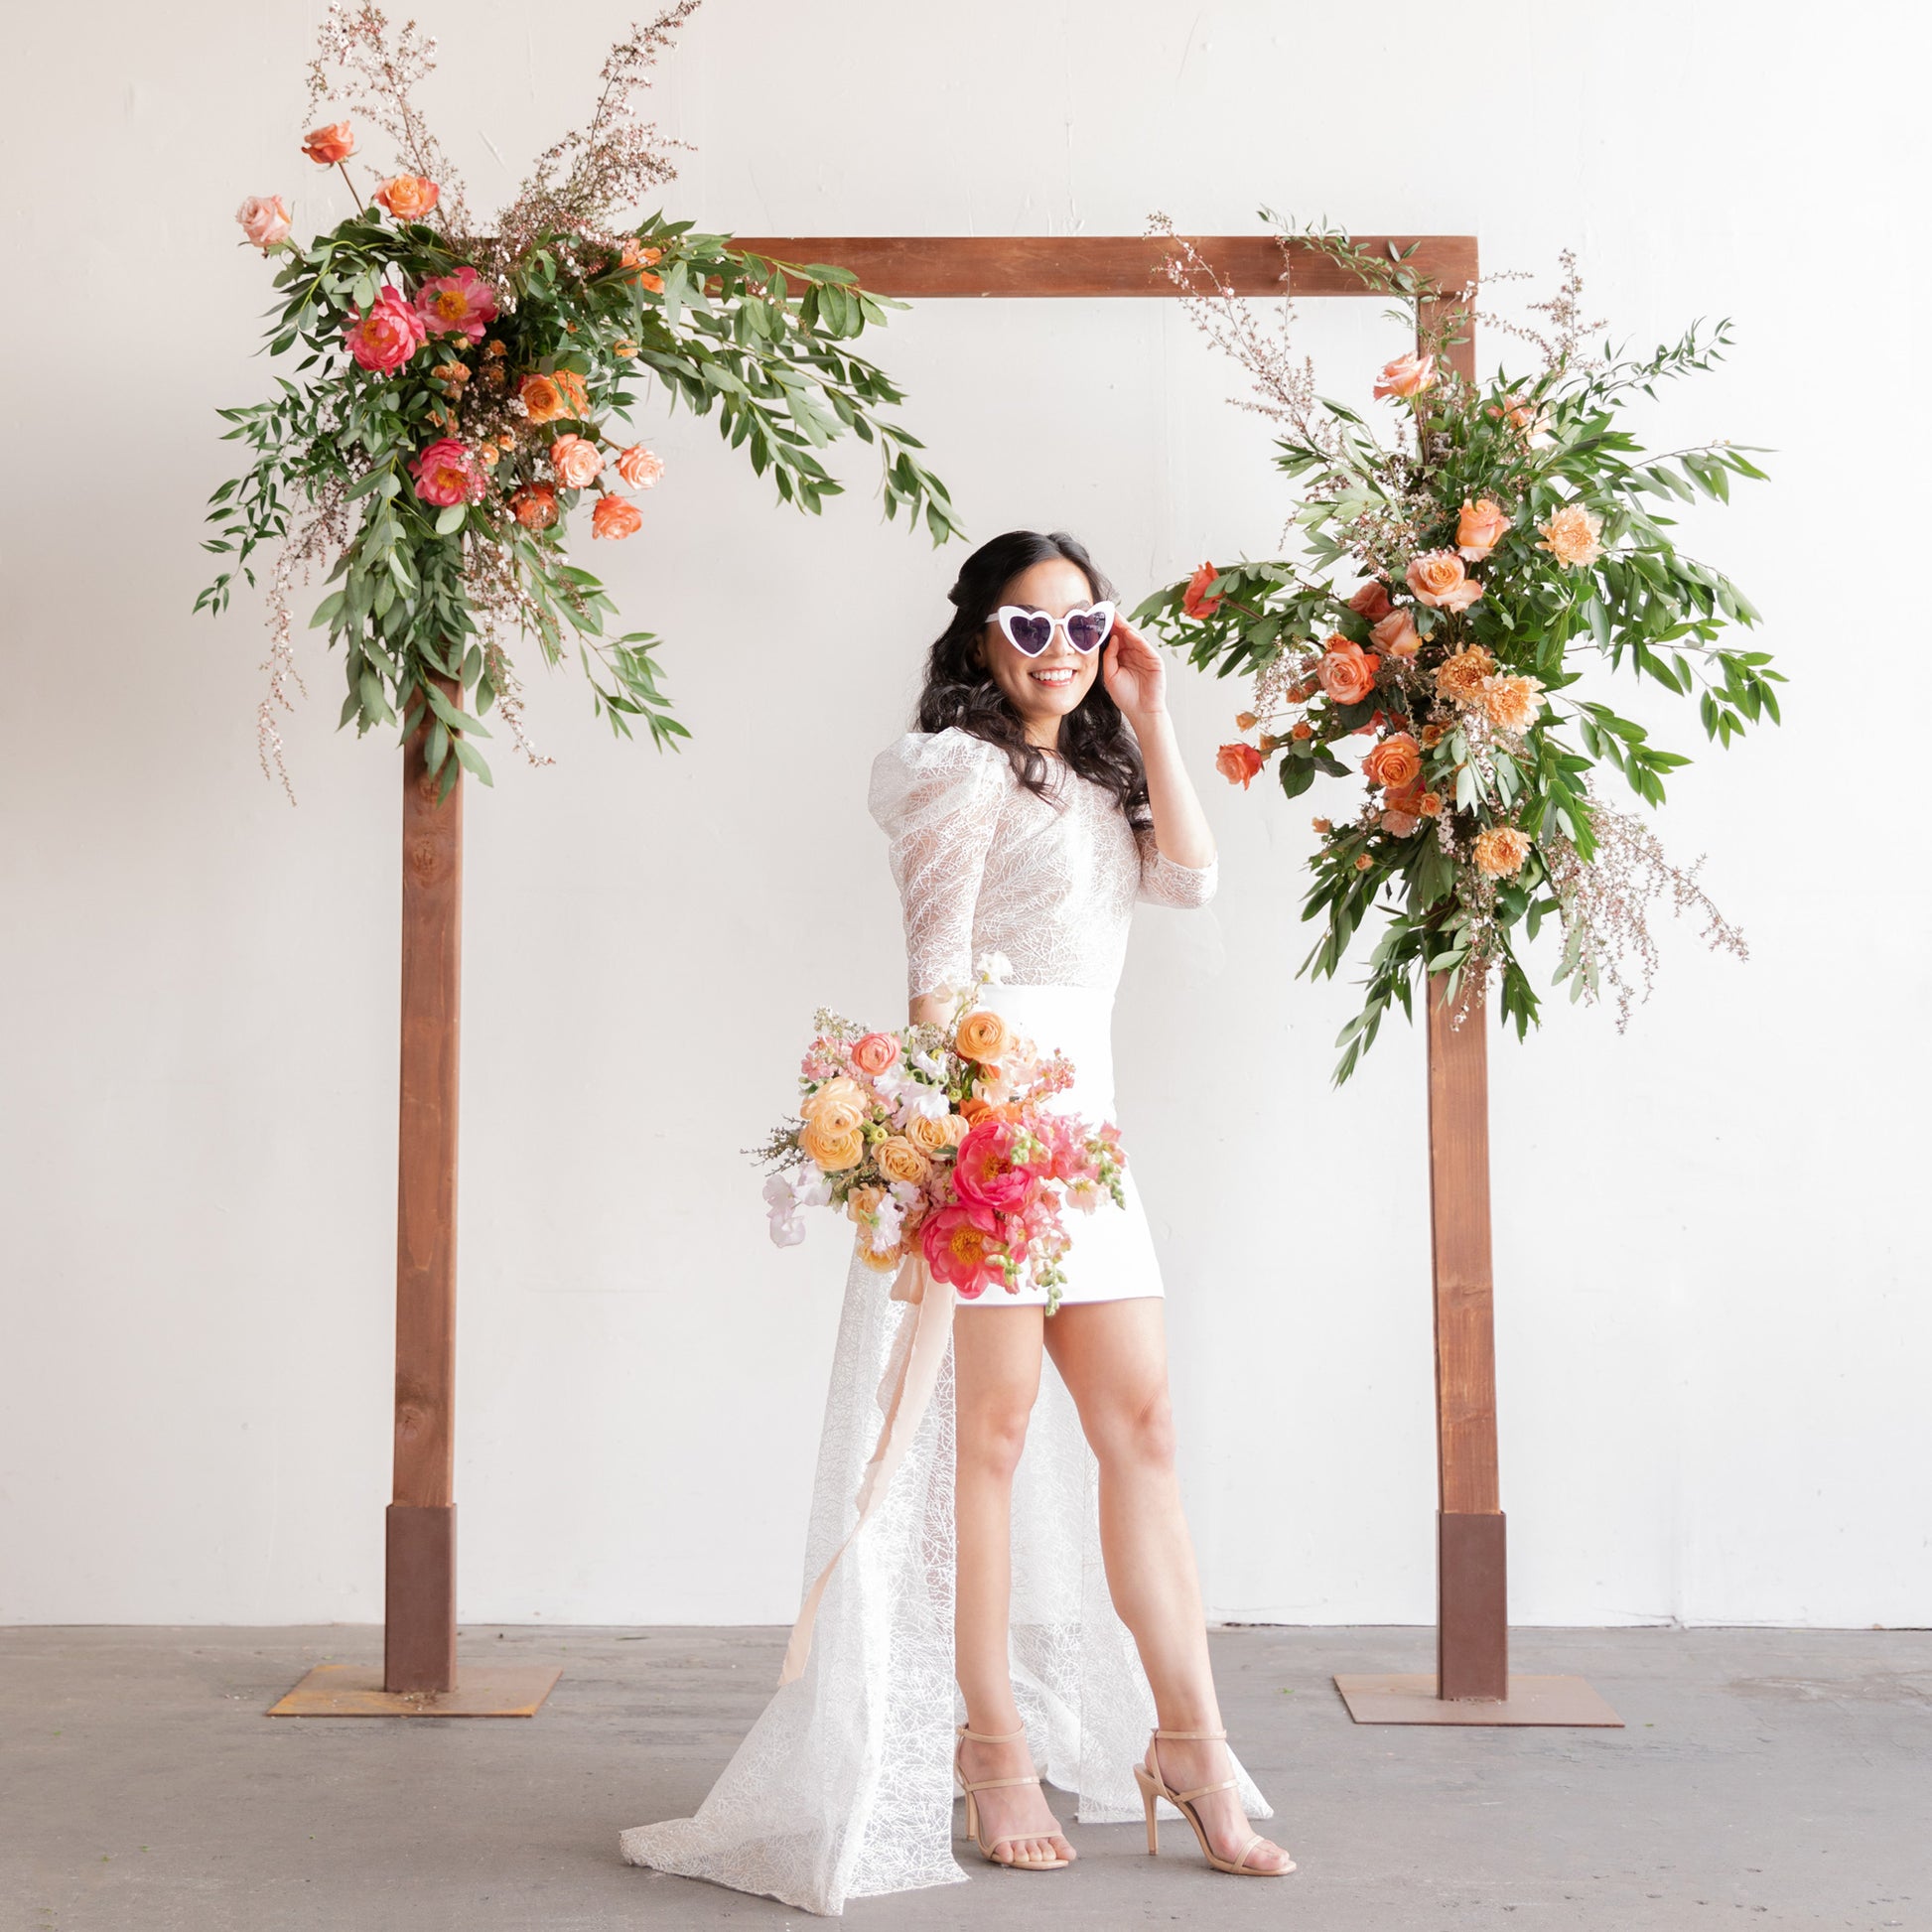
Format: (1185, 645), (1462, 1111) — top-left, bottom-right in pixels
(1133, 1726), (1296, 1876)
(953, 1724), (1070, 1870)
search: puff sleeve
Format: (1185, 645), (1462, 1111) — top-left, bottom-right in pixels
(869, 729), (1013, 1001)
(1134, 823), (1219, 909)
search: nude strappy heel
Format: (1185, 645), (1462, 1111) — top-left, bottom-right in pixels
(1133, 1725), (1295, 1876)
(953, 1723), (1070, 1870)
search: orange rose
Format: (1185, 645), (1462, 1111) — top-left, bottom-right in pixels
(302, 122), (356, 165)
(552, 368), (590, 419)
(955, 1009), (1014, 1064)
(1215, 742), (1266, 788)
(1373, 351), (1436, 400)
(1435, 646), (1496, 707)
(1422, 723), (1447, 749)
(1362, 732), (1422, 792)
(592, 493), (642, 539)
(1182, 561), (1224, 620)
(906, 1112), (952, 1156)
(1455, 497), (1509, 561)
(876, 1136), (933, 1186)
(1289, 721), (1311, 741)
(1406, 549), (1482, 613)
(518, 373), (566, 424)
(549, 433), (604, 489)
(621, 238), (665, 291)
(1234, 710), (1258, 731)
(1346, 581), (1393, 621)
(1420, 790), (1444, 816)
(959, 1096), (993, 1125)
(800, 1117), (864, 1171)
(1370, 608), (1422, 658)
(372, 174), (440, 222)
(509, 483), (558, 530)
(1472, 825), (1532, 879)
(614, 444), (665, 489)
(1315, 637), (1380, 706)
(1311, 816), (1332, 834)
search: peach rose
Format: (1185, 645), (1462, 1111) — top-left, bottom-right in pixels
(1234, 710), (1258, 731)
(1316, 637), (1380, 706)
(1481, 674), (1544, 735)
(517, 373), (566, 424)
(236, 195), (292, 252)
(1370, 608), (1422, 658)
(1472, 825), (1532, 878)
(955, 1009), (1014, 1064)
(907, 1112), (954, 1157)
(1373, 351), (1436, 400)
(1421, 722), (1447, 749)
(849, 1033), (899, 1078)
(876, 1136), (933, 1186)
(1362, 732), (1423, 792)
(1182, 561), (1224, 620)
(1311, 816), (1332, 834)
(552, 368), (591, 419)
(1347, 580), (1394, 621)
(592, 493), (642, 540)
(1455, 497), (1510, 561)
(1420, 790), (1444, 816)
(372, 174), (440, 222)
(1538, 502), (1605, 569)
(800, 1075), (867, 1137)
(1215, 742), (1266, 789)
(1289, 721), (1311, 741)
(958, 1096), (993, 1125)
(800, 1117), (864, 1171)
(1435, 646), (1496, 707)
(549, 433), (604, 489)
(615, 444), (665, 489)
(302, 122), (356, 165)
(845, 1182), (885, 1223)
(857, 1243), (903, 1273)
(510, 483), (558, 531)
(1406, 549), (1483, 613)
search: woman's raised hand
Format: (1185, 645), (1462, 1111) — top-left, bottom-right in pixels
(1102, 612), (1168, 722)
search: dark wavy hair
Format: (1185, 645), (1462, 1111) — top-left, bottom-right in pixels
(914, 529), (1150, 823)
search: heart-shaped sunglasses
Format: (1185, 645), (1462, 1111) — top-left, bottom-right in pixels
(985, 601), (1117, 656)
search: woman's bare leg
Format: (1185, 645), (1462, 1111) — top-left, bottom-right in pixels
(951, 1302), (1074, 1865)
(1043, 1297), (1292, 1872)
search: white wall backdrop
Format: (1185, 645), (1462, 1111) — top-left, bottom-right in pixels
(2, 0), (1925, 1631)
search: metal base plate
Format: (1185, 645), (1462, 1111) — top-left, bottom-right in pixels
(267, 1663), (562, 1718)
(1334, 1672), (1622, 1726)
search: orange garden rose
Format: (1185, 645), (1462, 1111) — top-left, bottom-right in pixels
(552, 368), (591, 419)
(549, 433), (604, 488)
(592, 493), (642, 539)
(875, 1136), (933, 1186)
(372, 174), (441, 221)
(1289, 721), (1311, 741)
(510, 482), (558, 530)
(1215, 742), (1266, 788)
(1420, 790), (1443, 816)
(1369, 608), (1422, 658)
(958, 1096), (993, 1125)
(1406, 549), (1483, 613)
(518, 372), (566, 424)
(302, 122), (356, 165)
(1435, 645), (1496, 707)
(955, 1009), (1014, 1064)
(1538, 501), (1605, 569)
(1315, 636), (1380, 706)
(1182, 561), (1224, 620)
(904, 1111), (950, 1157)
(1361, 732), (1423, 792)
(1472, 825), (1532, 878)
(1373, 351), (1436, 400)
(1455, 497), (1510, 561)
(615, 444), (665, 489)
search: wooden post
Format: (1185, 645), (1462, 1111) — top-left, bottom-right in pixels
(385, 703), (463, 1695)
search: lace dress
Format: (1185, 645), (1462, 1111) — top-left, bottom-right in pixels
(620, 726), (1268, 1914)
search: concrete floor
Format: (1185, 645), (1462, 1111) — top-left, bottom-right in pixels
(3, 1624), (1927, 1932)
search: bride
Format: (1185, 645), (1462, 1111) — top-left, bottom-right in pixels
(621, 529), (1296, 1913)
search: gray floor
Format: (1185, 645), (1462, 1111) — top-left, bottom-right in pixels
(3, 1624), (1927, 1932)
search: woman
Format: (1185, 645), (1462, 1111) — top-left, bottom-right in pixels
(621, 530), (1294, 1914)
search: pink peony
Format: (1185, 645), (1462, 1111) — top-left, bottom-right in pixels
(236, 195), (293, 252)
(415, 266), (499, 343)
(344, 286), (427, 373)
(951, 1118), (1039, 1217)
(410, 438), (486, 507)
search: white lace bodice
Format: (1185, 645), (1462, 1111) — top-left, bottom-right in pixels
(869, 728), (1217, 1001)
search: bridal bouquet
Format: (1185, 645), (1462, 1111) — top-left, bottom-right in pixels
(200, 2), (956, 798)
(1139, 219), (1781, 1080)
(755, 959), (1126, 1314)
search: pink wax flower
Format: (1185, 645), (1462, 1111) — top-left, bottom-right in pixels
(344, 287), (427, 373)
(415, 266), (499, 343)
(236, 195), (293, 252)
(920, 1203), (1005, 1299)
(410, 437), (486, 507)
(951, 1118), (1039, 1217)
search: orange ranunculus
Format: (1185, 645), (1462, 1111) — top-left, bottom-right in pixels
(849, 1032), (899, 1077)
(800, 1117), (864, 1171)
(1472, 825), (1532, 879)
(1347, 581), (1393, 621)
(959, 1096), (993, 1125)
(1406, 549), (1483, 613)
(1182, 561), (1224, 620)
(1455, 497), (1510, 561)
(549, 433), (604, 489)
(372, 174), (440, 221)
(1373, 351), (1436, 400)
(955, 1009), (1014, 1064)
(1315, 636), (1380, 706)
(1215, 742), (1266, 789)
(302, 121), (356, 165)
(1362, 732), (1423, 792)
(510, 483), (558, 530)
(518, 373), (566, 424)
(1370, 608), (1422, 658)
(552, 368), (591, 419)
(614, 444), (665, 489)
(799, 1074), (867, 1135)
(592, 493), (642, 539)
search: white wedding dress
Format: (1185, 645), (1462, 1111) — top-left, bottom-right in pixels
(620, 726), (1269, 1915)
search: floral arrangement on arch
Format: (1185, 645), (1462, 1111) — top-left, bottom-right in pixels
(755, 957), (1127, 1315)
(201, 1), (958, 798)
(1136, 214), (1782, 1080)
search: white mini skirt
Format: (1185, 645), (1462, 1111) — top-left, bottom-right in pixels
(963, 981), (1164, 1309)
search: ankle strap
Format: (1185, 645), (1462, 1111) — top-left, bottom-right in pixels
(1152, 1726), (1227, 1740)
(957, 1723), (1028, 1744)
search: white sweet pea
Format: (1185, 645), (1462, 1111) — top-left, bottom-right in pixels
(761, 1172), (795, 1209)
(896, 1084), (951, 1125)
(887, 1179), (924, 1208)
(767, 1207), (807, 1248)
(791, 1165), (832, 1209)
(909, 1046), (947, 1082)
(976, 950), (1013, 985)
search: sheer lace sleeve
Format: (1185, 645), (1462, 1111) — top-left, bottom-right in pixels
(1134, 823), (1219, 909)
(870, 729), (1013, 1000)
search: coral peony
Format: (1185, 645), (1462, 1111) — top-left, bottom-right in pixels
(614, 444), (665, 489)
(409, 437), (485, 507)
(920, 1202), (1004, 1298)
(1182, 561), (1224, 620)
(236, 195), (293, 251)
(415, 266), (499, 343)
(1362, 732), (1423, 792)
(1347, 581), (1394, 621)
(302, 122), (356, 165)
(1370, 608), (1422, 658)
(951, 1118), (1039, 1216)
(591, 493), (642, 539)
(1455, 497), (1510, 561)
(1538, 501), (1605, 569)
(1215, 742), (1266, 789)
(343, 286), (427, 372)
(1406, 549), (1483, 613)
(549, 433), (604, 488)
(1373, 351), (1436, 400)
(1315, 636), (1380, 706)
(510, 483), (558, 530)
(372, 174), (440, 222)
(1472, 825), (1533, 878)
(1434, 645), (1496, 707)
